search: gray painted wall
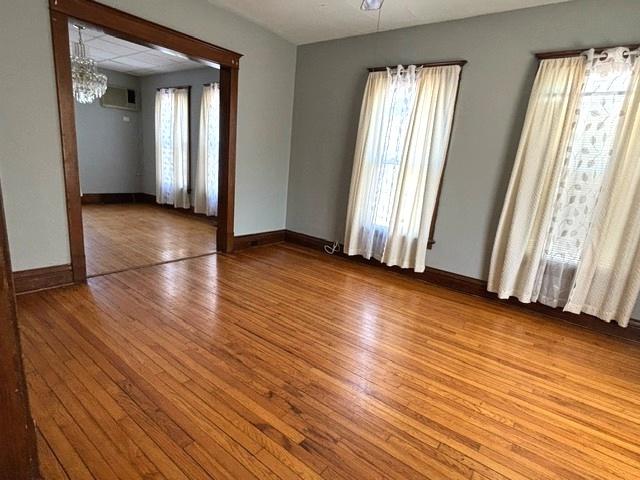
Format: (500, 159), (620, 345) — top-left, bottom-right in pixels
(139, 67), (220, 199)
(75, 69), (142, 194)
(0, 0), (296, 271)
(0, 0), (68, 270)
(75, 67), (219, 198)
(286, 0), (640, 317)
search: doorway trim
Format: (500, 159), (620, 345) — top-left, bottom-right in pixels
(0, 183), (40, 478)
(49, 0), (241, 283)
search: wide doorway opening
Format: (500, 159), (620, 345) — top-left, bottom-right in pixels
(68, 21), (220, 276)
(50, 0), (240, 282)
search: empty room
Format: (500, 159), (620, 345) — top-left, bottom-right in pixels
(71, 23), (220, 276)
(1, 0), (640, 479)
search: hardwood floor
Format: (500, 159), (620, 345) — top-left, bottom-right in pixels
(18, 244), (640, 479)
(82, 203), (216, 277)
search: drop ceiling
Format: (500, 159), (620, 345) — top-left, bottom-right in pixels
(207, 0), (572, 45)
(68, 23), (210, 76)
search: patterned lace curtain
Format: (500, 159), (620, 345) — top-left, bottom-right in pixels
(344, 65), (461, 272)
(566, 49), (640, 323)
(489, 47), (640, 326)
(194, 83), (220, 217)
(533, 48), (634, 307)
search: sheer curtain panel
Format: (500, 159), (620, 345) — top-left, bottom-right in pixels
(194, 83), (220, 216)
(566, 51), (640, 324)
(489, 48), (640, 326)
(155, 87), (190, 209)
(344, 65), (461, 272)
(488, 57), (586, 304)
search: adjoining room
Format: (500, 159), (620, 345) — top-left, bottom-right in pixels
(70, 22), (220, 276)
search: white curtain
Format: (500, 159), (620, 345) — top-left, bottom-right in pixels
(488, 57), (587, 304)
(566, 50), (640, 324)
(155, 87), (190, 209)
(344, 65), (461, 272)
(194, 83), (220, 216)
(489, 48), (640, 326)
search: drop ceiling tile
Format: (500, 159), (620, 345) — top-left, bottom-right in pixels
(67, 19), (208, 76)
(84, 46), (114, 61)
(86, 38), (139, 56)
(124, 52), (175, 66)
(68, 28), (104, 43)
(112, 56), (154, 68)
(100, 36), (149, 52)
(97, 59), (130, 71)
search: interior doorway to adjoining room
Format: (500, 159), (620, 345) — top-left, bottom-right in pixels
(49, 0), (241, 282)
(68, 20), (221, 276)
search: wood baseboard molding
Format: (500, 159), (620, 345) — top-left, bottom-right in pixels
(133, 192), (156, 203)
(234, 230), (286, 251)
(14, 265), (74, 294)
(284, 230), (640, 342)
(81, 192), (154, 204)
(284, 230), (329, 251)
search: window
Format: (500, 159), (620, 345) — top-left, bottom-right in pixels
(194, 83), (220, 217)
(344, 64), (462, 272)
(155, 87), (190, 209)
(372, 78), (416, 228)
(489, 47), (640, 325)
(545, 65), (633, 264)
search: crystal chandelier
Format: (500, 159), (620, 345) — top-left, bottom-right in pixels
(70, 25), (107, 104)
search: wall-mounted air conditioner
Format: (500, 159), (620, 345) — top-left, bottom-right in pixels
(100, 85), (139, 111)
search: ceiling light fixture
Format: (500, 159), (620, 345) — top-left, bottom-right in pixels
(70, 25), (108, 104)
(361, 0), (384, 11)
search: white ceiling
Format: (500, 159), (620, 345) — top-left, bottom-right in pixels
(68, 23), (210, 76)
(207, 0), (572, 45)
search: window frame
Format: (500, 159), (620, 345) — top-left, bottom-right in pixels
(365, 60), (466, 249)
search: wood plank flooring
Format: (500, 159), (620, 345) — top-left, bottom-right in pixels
(82, 203), (216, 277)
(17, 244), (640, 479)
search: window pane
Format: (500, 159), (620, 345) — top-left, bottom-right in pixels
(545, 66), (632, 263)
(372, 78), (416, 229)
(160, 92), (175, 203)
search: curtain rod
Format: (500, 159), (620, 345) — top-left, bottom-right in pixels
(535, 44), (640, 60)
(368, 60), (467, 72)
(156, 85), (191, 91)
